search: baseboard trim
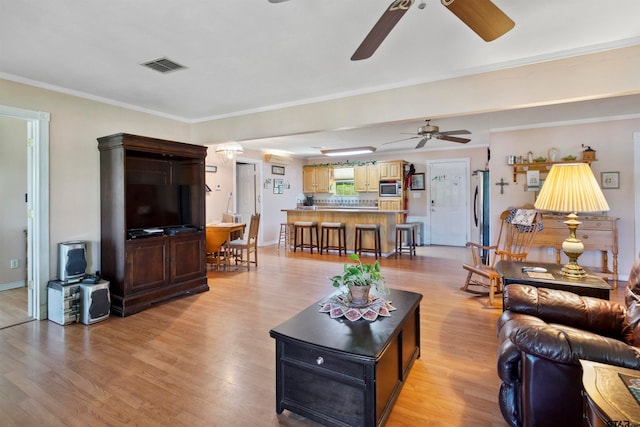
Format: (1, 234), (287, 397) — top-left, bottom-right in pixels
(0, 281), (26, 291)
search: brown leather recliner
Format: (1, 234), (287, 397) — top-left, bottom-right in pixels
(496, 259), (640, 427)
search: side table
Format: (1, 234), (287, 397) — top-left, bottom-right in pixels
(495, 261), (612, 301)
(580, 360), (640, 426)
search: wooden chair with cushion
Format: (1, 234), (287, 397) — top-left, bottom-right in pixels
(461, 208), (542, 305)
(229, 213), (260, 270)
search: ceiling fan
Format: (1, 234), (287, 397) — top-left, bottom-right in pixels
(384, 120), (471, 149)
(268, 0), (515, 60)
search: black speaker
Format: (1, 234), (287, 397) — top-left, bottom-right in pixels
(58, 241), (87, 283)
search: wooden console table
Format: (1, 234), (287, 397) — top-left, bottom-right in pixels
(532, 215), (619, 288)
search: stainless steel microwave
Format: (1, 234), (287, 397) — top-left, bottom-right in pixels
(379, 180), (402, 197)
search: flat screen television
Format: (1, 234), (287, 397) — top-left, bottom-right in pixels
(126, 183), (192, 231)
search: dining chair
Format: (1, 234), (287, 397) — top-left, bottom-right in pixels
(206, 227), (231, 271)
(461, 208), (542, 305)
(229, 213), (260, 270)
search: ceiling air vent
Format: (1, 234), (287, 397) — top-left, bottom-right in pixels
(141, 58), (186, 73)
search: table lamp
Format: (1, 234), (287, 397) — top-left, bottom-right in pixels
(534, 163), (609, 278)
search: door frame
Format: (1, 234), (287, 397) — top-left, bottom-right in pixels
(425, 158), (471, 246)
(0, 105), (50, 320)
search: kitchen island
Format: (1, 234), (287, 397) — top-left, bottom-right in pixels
(282, 208), (407, 256)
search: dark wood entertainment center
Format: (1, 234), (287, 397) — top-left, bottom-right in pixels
(97, 133), (209, 316)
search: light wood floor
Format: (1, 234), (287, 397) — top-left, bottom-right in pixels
(0, 245), (626, 426)
(0, 286), (31, 330)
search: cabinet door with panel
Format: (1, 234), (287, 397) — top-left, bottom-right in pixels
(170, 232), (206, 283)
(354, 163), (379, 192)
(379, 161), (404, 181)
(302, 167), (332, 193)
(125, 238), (171, 294)
(302, 167), (316, 193)
(379, 198), (402, 210)
(315, 167), (331, 193)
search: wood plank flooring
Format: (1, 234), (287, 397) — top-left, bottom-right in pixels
(0, 287), (31, 330)
(0, 245), (626, 426)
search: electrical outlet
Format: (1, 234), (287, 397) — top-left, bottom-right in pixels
(10, 259), (19, 269)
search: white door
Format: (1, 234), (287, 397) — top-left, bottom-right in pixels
(236, 163), (257, 223)
(427, 159), (470, 246)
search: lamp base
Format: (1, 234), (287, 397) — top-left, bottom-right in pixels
(561, 262), (587, 279)
(561, 212), (586, 279)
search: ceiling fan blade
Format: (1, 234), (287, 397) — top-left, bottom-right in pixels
(437, 129), (471, 136)
(268, 0), (291, 3)
(383, 135), (420, 145)
(437, 135), (471, 144)
(351, 0), (414, 61)
(441, 0), (514, 42)
(415, 136), (430, 149)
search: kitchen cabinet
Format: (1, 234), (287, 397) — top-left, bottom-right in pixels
(303, 166), (331, 193)
(379, 198), (403, 211)
(354, 163), (378, 192)
(378, 161), (405, 181)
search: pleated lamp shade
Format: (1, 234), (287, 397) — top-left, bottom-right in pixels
(534, 163), (609, 213)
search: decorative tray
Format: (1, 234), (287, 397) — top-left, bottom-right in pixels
(319, 293), (396, 322)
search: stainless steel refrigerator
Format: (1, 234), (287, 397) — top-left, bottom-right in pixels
(473, 170), (490, 263)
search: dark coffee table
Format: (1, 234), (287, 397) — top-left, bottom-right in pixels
(495, 260), (612, 300)
(269, 289), (422, 427)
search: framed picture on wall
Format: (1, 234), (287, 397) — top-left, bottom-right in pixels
(273, 178), (284, 194)
(411, 173), (425, 190)
(272, 165), (285, 175)
(601, 171), (619, 189)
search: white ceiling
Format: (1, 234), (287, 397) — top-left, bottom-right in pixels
(2, 0), (640, 157)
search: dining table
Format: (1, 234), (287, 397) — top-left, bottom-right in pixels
(206, 222), (246, 270)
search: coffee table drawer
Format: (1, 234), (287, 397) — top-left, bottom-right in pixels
(283, 342), (365, 378)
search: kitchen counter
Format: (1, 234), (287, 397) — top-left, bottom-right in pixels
(283, 209), (408, 256)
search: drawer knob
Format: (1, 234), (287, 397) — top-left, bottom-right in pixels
(582, 235), (589, 239)
(316, 356), (324, 365)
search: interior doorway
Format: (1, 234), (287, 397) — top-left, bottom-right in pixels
(234, 158), (263, 243)
(426, 159), (470, 246)
(0, 105), (50, 323)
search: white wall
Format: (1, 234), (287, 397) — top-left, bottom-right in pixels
(0, 116), (28, 287)
(0, 78), (191, 276)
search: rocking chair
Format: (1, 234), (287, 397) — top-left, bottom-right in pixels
(461, 208), (542, 305)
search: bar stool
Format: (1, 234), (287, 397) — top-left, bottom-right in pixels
(354, 224), (381, 259)
(293, 221), (319, 253)
(320, 222), (347, 256)
(277, 223), (293, 251)
(395, 223), (417, 259)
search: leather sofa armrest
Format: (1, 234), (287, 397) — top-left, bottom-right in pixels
(504, 284), (627, 338)
(512, 323), (640, 369)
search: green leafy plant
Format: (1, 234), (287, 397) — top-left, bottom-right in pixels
(329, 253), (388, 294)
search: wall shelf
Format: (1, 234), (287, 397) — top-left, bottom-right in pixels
(512, 160), (592, 182)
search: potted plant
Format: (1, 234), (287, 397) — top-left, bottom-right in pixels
(329, 253), (388, 306)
